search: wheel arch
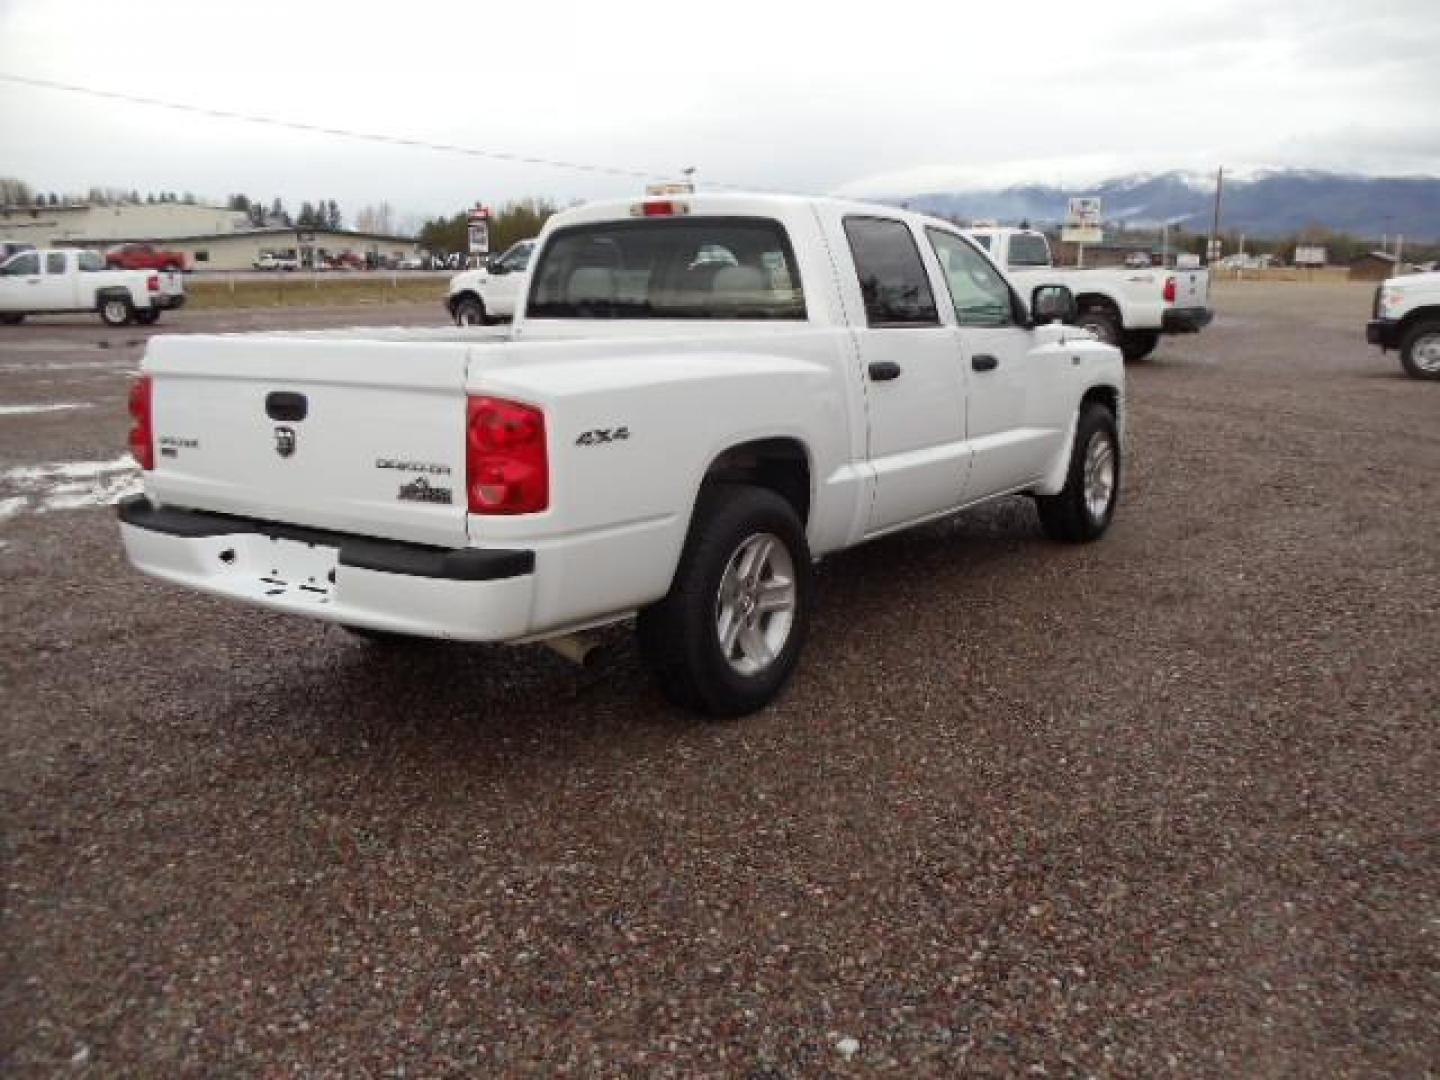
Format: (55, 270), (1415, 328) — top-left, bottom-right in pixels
(1397, 305), (1440, 337)
(699, 436), (813, 528)
(1075, 291), (1121, 316)
(449, 289), (485, 316)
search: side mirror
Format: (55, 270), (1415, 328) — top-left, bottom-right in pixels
(486, 258), (507, 275)
(1031, 284), (1077, 325)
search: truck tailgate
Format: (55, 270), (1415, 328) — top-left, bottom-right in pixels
(143, 334), (471, 548)
(1170, 269), (1209, 309)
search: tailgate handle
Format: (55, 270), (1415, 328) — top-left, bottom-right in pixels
(971, 354), (999, 372)
(265, 391), (308, 422)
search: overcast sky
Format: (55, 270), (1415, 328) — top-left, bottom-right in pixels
(1, 0), (1437, 224)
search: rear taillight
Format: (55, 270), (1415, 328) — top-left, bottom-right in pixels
(1163, 276), (1177, 303)
(466, 396), (548, 514)
(147, 273), (159, 292)
(128, 375), (153, 470)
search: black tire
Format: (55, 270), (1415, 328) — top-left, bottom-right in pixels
(99, 295), (134, 327)
(0, 314), (23, 326)
(1399, 319), (1440, 381)
(133, 308), (161, 326)
(637, 484), (812, 717)
(1076, 307), (1121, 348)
(1036, 402), (1121, 543)
(1120, 330), (1160, 362)
(453, 295), (488, 326)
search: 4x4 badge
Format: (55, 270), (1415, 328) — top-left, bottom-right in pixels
(274, 425), (297, 458)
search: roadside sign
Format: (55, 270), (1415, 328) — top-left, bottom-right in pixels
(467, 205), (491, 255)
(1062, 196), (1102, 244)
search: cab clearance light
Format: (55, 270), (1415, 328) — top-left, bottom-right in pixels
(630, 200), (691, 218)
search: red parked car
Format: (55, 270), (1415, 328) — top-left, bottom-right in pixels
(105, 243), (188, 272)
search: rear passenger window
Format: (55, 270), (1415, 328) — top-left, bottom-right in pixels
(46, 252), (66, 274)
(843, 217), (938, 327)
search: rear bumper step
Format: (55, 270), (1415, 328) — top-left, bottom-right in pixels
(1161, 306), (1214, 333)
(117, 496), (536, 641)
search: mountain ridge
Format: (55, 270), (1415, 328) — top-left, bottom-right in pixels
(886, 170), (1440, 239)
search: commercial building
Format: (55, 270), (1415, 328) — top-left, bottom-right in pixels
(0, 201), (420, 270)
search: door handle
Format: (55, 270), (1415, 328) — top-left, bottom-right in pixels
(971, 354), (999, 372)
(868, 361), (902, 381)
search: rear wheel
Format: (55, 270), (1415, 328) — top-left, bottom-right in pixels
(99, 296), (134, 327)
(1120, 329), (1160, 362)
(1076, 307), (1121, 348)
(637, 484), (812, 717)
(0, 314), (23, 326)
(134, 309), (161, 326)
(453, 295), (488, 326)
(1036, 402), (1120, 543)
(1399, 319), (1440, 380)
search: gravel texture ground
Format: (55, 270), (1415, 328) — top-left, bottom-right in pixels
(2, 286), (1436, 1076)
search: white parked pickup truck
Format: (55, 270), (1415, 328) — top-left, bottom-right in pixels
(1367, 270), (1440, 380)
(118, 194), (1125, 716)
(0, 248), (186, 326)
(965, 227), (1212, 361)
(446, 239), (536, 325)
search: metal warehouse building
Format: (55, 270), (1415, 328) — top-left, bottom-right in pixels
(0, 201), (420, 270)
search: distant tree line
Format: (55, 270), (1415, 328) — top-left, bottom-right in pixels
(224, 194), (343, 230)
(417, 198), (559, 256)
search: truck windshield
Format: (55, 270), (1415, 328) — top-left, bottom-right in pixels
(528, 217), (805, 320)
(1007, 233), (1051, 267)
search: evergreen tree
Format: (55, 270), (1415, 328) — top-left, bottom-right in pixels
(326, 199), (342, 230)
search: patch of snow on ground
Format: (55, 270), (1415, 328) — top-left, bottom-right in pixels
(0, 402), (94, 416)
(0, 455), (141, 516)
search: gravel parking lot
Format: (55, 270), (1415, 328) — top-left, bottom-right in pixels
(2, 284), (1436, 1075)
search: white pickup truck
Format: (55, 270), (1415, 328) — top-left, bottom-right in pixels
(965, 227), (1212, 361)
(446, 239), (536, 325)
(118, 194), (1125, 716)
(0, 248), (186, 326)
(1367, 270), (1440, 380)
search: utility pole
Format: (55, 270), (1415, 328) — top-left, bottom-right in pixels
(1208, 166), (1224, 265)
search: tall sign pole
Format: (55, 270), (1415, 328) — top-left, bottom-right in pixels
(1208, 166), (1224, 265)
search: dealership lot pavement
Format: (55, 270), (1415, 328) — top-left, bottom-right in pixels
(2, 286), (1436, 1075)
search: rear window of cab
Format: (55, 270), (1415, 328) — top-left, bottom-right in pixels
(527, 217), (806, 320)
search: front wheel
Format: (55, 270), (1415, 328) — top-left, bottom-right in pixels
(99, 296), (134, 327)
(452, 295), (488, 326)
(1399, 319), (1440, 380)
(637, 484), (812, 717)
(1036, 402), (1121, 543)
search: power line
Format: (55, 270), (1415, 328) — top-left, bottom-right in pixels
(0, 71), (729, 188)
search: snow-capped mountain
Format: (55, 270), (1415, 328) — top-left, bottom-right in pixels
(888, 170), (1440, 238)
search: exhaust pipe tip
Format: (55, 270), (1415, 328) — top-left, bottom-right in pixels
(542, 632), (603, 668)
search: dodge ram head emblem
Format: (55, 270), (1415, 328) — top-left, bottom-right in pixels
(274, 425), (297, 458)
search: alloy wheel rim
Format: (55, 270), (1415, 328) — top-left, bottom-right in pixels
(1414, 332), (1440, 373)
(714, 531), (796, 676)
(1083, 432), (1116, 521)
